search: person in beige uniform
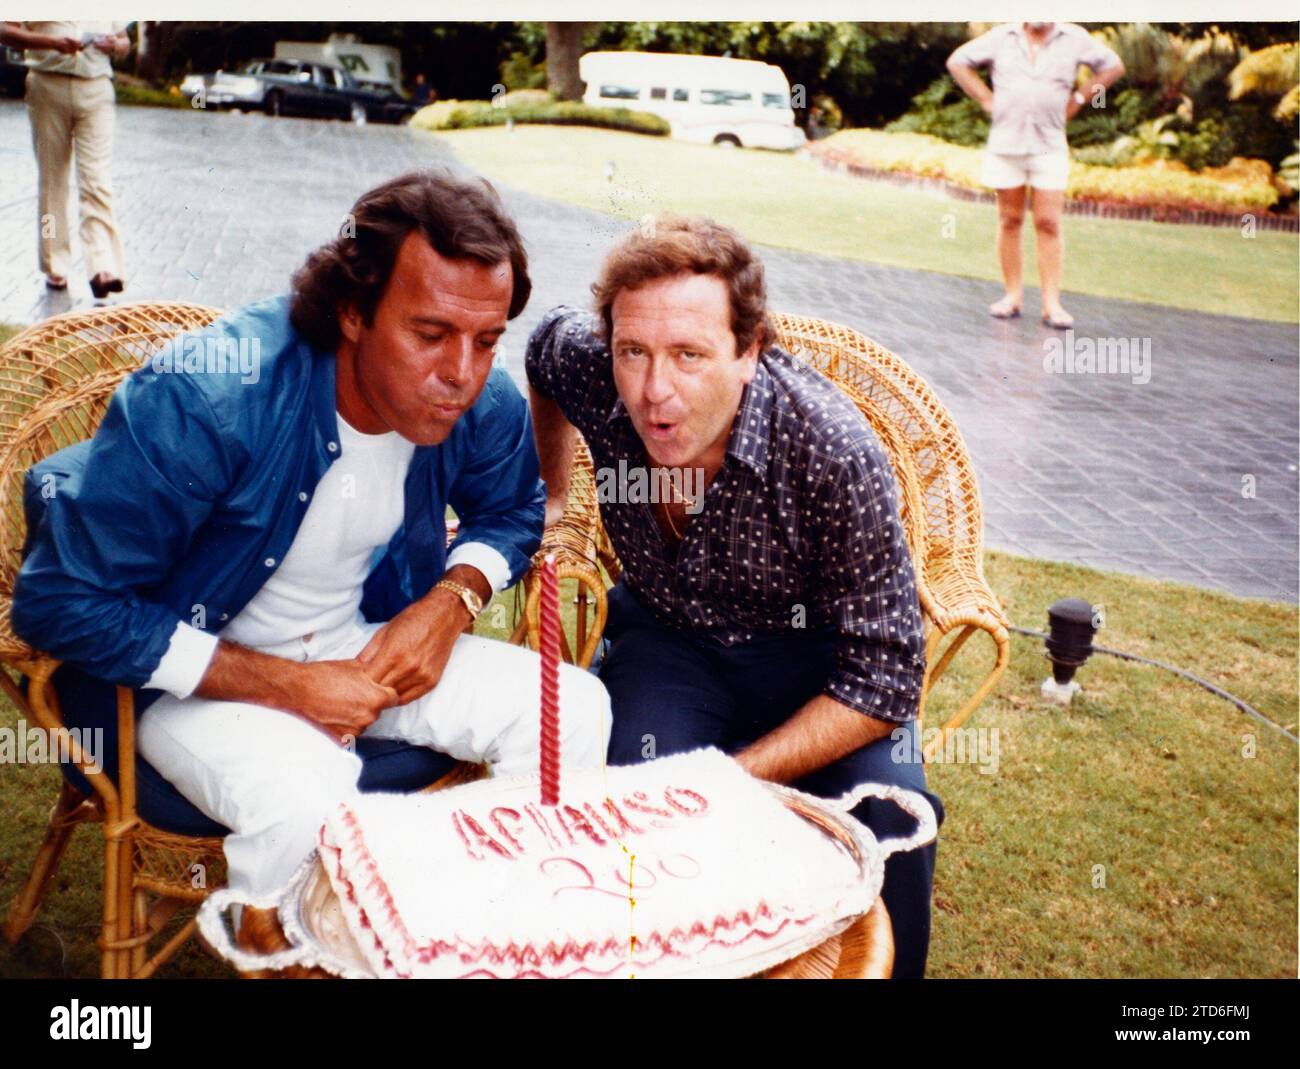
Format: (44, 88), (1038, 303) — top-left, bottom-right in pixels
(0, 21), (130, 298)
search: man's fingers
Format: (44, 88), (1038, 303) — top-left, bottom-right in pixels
(356, 629), (387, 664)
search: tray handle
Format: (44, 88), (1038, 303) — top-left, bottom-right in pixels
(197, 886), (324, 975)
(824, 783), (938, 860)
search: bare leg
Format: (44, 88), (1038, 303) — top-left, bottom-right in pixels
(991, 187), (1026, 316)
(1032, 188), (1072, 326)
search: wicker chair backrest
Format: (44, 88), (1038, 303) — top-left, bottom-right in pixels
(771, 313), (989, 626)
(0, 302), (224, 659)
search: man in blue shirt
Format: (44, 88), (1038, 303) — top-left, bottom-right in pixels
(12, 170), (612, 918)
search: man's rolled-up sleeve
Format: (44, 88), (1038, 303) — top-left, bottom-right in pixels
(811, 451), (926, 724)
(11, 369), (238, 687)
(1078, 31), (1123, 75)
(446, 366), (546, 588)
(950, 28), (999, 70)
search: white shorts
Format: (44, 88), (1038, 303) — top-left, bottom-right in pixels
(981, 150), (1070, 191)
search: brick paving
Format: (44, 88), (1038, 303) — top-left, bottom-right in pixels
(1, 100), (1295, 601)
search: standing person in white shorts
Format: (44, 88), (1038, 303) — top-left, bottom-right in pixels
(947, 22), (1124, 328)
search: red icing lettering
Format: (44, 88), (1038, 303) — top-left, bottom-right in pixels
(523, 804), (563, 851)
(592, 799), (645, 837)
(562, 805), (607, 846)
(657, 853), (702, 880)
(461, 813), (513, 859)
(551, 804), (578, 846)
(451, 811), (481, 861)
(622, 791), (675, 827)
(538, 856), (625, 901)
(489, 807), (525, 854)
(664, 786), (709, 816)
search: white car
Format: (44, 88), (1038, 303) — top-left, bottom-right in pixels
(579, 51), (806, 150)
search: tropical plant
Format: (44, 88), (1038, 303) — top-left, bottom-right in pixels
(1098, 23), (1243, 114)
(1228, 41), (1300, 121)
(1278, 143), (1300, 193)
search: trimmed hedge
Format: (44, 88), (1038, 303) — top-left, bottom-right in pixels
(114, 82), (189, 109)
(813, 129), (1280, 212)
(411, 98), (670, 137)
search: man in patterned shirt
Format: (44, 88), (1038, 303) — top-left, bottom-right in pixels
(526, 215), (942, 977)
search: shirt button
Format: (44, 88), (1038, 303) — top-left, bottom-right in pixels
(326, 441), (338, 453)
(264, 557), (276, 568)
(298, 491), (309, 502)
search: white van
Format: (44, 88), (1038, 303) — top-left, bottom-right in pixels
(579, 51), (806, 150)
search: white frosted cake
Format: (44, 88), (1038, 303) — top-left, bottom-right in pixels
(316, 748), (871, 978)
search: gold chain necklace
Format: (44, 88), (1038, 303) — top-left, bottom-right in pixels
(657, 468), (696, 541)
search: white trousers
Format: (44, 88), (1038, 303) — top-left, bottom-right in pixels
(25, 70), (125, 280)
(137, 619), (612, 897)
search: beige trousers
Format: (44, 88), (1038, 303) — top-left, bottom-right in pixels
(25, 69), (125, 280)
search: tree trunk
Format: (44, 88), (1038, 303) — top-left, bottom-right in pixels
(137, 21), (173, 83)
(545, 22), (587, 101)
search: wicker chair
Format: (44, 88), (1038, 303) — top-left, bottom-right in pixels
(523, 313), (1010, 760)
(0, 302), (477, 978)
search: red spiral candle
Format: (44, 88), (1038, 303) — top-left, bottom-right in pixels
(539, 554), (561, 806)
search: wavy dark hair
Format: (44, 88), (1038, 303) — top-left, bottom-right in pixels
(290, 169), (531, 351)
(591, 214), (773, 356)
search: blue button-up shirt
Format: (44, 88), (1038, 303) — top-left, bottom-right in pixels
(12, 294), (545, 690)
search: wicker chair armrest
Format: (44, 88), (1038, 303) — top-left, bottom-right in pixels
(520, 537), (608, 666)
(11, 653), (131, 817)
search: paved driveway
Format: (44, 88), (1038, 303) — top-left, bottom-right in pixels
(1, 101), (1295, 601)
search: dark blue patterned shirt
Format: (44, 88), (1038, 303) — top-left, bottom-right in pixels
(526, 306), (924, 723)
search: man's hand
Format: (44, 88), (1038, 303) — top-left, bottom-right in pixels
(194, 641), (398, 745)
(1065, 93), (1084, 121)
(290, 659), (399, 742)
(947, 58), (995, 117)
(355, 564), (491, 705)
(51, 35), (83, 54)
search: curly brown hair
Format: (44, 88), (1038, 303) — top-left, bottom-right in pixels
(290, 169), (531, 351)
(591, 214), (773, 355)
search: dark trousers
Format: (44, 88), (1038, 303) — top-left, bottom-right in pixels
(598, 581), (943, 979)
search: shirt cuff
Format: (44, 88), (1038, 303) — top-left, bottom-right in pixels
(446, 541), (512, 593)
(143, 621), (219, 699)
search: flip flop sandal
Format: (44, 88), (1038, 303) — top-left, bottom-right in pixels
(44, 275), (68, 291)
(989, 304), (1021, 319)
(1042, 313), (1074, 330)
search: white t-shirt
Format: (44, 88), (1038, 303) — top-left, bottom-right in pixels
(219, 416), (415, 652)
(143, 413), (511, 699)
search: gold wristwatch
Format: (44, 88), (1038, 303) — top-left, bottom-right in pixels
(435, 579), (484, 621)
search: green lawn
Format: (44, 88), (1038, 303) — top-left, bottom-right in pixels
(0, 549), (1293, 978)
(438, 125), (1300, 324)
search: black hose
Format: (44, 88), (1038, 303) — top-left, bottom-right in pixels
(1009, 625), (1299, 745)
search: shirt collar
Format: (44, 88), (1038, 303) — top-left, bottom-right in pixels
(1013, 22), (1065, 43)
(602, 352), (774, 479)
(306, 338), (342, 455)
(724, 355), (773, 478)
